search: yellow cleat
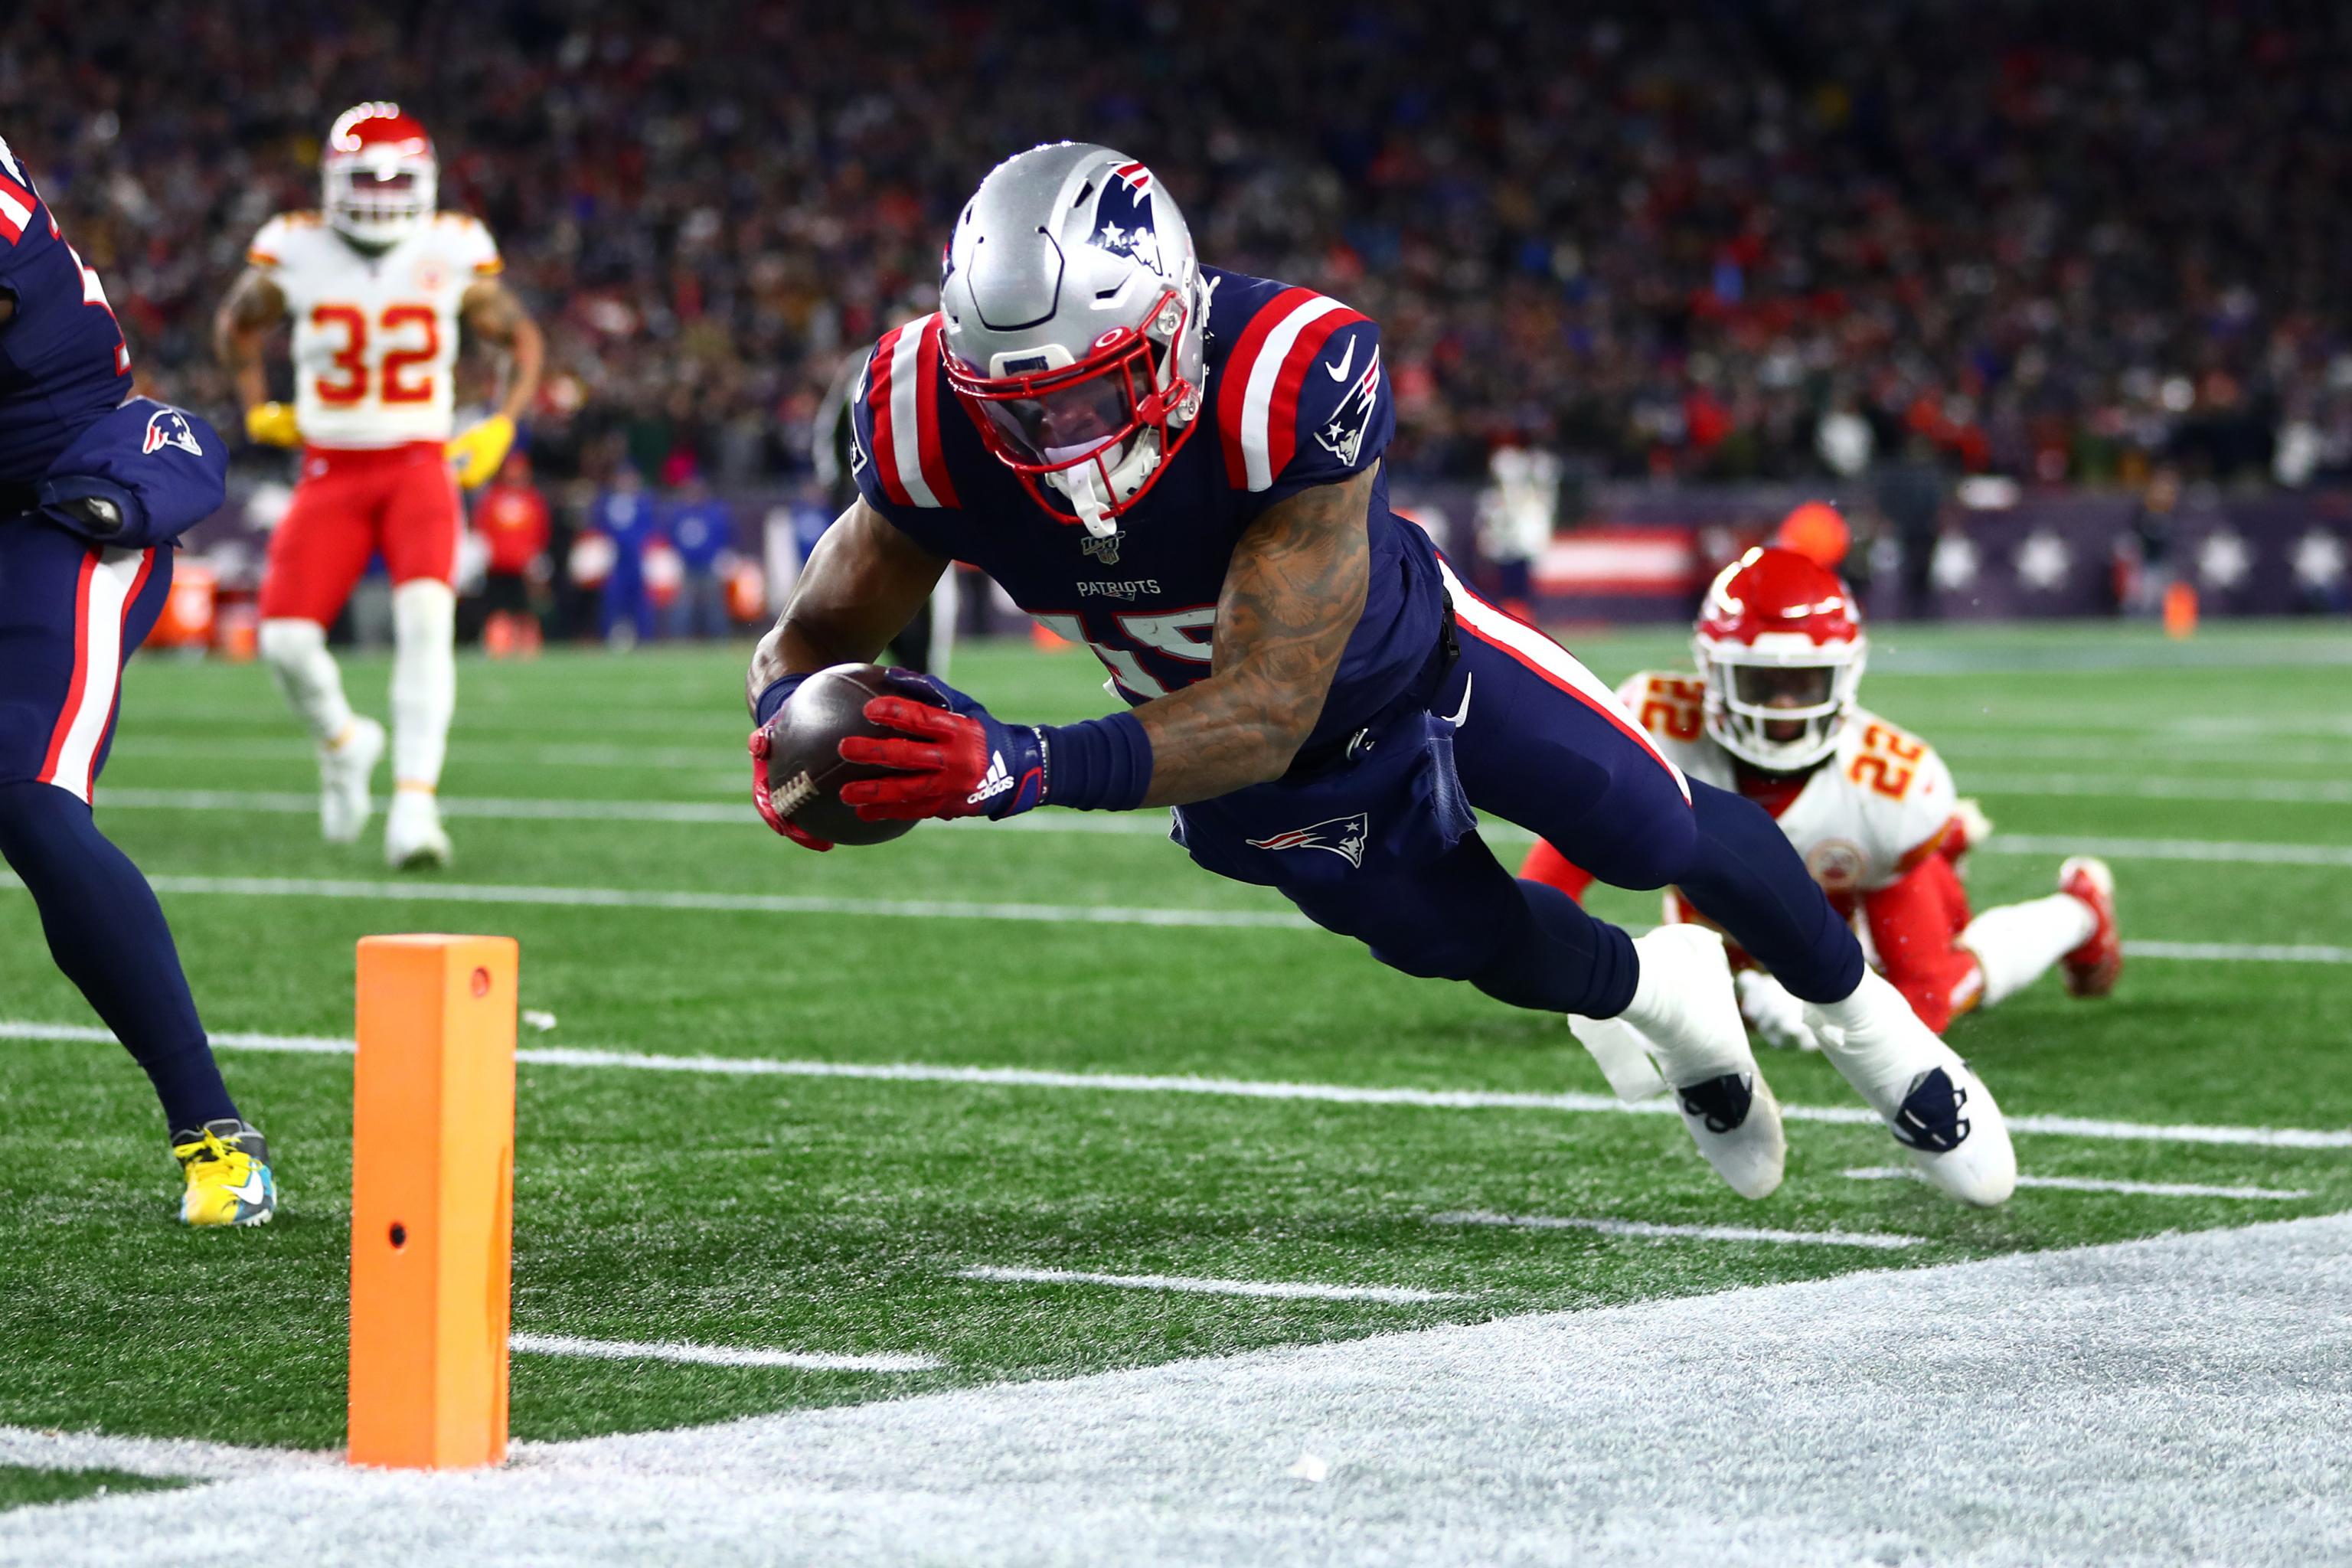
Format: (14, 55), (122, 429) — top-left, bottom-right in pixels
(172, 1119), (277, 1228)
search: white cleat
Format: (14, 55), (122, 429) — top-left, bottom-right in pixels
(317, 717), (385, 844)
(1598, 925), (1787, 1201)
(1805, 969), (2017, 1207)
(384, 788), (452, 871)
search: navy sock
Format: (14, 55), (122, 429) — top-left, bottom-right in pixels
(1673, 779), (1867, 1003)
(0, 781), (238, 1132)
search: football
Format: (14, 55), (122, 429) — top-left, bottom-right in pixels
(759, 662), (943, 846)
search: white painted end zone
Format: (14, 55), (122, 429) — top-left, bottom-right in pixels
(957, 1266), (1460, 1304)
(1430, 1209), (1926, 1250)
(9, 1215), (2348, 1566)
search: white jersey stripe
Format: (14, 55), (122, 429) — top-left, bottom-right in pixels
(48, 548), (146, 803)
(1240, 296), (1347, 491)
(1439, 557), (1690, 800)
(886, 319), (939, 508)
(0, 182), (31, 238)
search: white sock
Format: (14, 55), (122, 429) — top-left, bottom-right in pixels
(258, 618), (355, 748)
(1962, 893), (2098, 1008)
(1805, 967), (1945, 1114)
(390, 580), (456, 790)
(1619, 927), (1751, 1083)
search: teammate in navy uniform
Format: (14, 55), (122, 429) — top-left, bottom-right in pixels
(746, 144), (2016, 1207)
(0, 131), (276, 1225)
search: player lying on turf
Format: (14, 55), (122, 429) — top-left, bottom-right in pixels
(214, 103), (543, 868)
(744, 143), (2017, 1206)
(1519, 545), (2122, 1059)
(0, 129), (275, 1223)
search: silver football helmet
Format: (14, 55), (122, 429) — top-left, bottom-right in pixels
(939, 142), (1207, 536)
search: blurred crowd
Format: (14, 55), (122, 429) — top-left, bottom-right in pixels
(8, 0), (2352, 498)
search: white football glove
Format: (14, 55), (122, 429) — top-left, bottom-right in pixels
(1736, 969), (1824, 1052)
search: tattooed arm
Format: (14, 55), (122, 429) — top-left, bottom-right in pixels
(211, 268), (287, 419)
(1133, 466), (1374, 806)
(458, 279), (545, 423)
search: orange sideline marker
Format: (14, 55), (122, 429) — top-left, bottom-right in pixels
(348, 934), (519, 1469)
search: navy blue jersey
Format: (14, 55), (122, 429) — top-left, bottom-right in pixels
(0, 134), (132, 485)
(849, 268), (1447, 748)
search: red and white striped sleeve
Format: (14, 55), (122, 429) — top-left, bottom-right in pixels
(1214, 287), (1390, 503)
(852, 313), (962, 514)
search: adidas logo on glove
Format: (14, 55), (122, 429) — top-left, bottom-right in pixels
(967, 750), (1016, 807)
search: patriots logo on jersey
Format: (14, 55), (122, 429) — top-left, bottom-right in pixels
(1091, 162), (1165, 277)
(141, 407), (204, 459)
(1246, 812), (1370, 869)
(1314, 346), (1382, 469)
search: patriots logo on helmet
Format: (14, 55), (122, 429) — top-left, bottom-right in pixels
(142, 407), (204, 459)
(1315, 346), (1382, 469)
(1092, 161), (1165, 276)
(1246, 812), (1371, 869)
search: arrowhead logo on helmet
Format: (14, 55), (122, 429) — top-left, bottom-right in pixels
(939, 143), (1208, 539)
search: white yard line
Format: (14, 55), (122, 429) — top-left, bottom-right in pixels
(1429, 1210), (1926, 1250)
(1841, 1166), (2313, 1200)
(88, 787), (2352, 871)
(957, 1266), (1459, 1304)
(1968, 773), (2352, 805)
(7, 1214), (2348, 1566)
(8, 1018), (2348, 1149)
(509, 1334), (940, 1374)
(8, 869), (2351, 964)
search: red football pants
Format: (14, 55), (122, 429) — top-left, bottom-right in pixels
(258, 442), (459, 624)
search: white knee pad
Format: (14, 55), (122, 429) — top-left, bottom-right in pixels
(258, 617), (354, 746)
(390, 580), (457, 789)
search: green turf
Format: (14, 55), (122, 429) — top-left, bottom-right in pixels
(0, 1466), (180, 1509)
(3, 621), (2348, 1479)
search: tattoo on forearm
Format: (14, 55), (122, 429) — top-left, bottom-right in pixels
(1135, 468), (1374, 805)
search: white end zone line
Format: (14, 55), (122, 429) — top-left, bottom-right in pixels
(958, 1266), (1461, 1304)
(1841, 1166), (2314, 1200)
(5, 869), (2347, 962)
(0, 1424), (333, 1481)
(1429, 1210), (1926, 1250)
(7, 1018), (2348, 1149)
(511, 1334), (940, 1374)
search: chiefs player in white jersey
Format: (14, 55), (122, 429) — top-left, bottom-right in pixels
(1522, 546), (2122, 1051)
(214, 103), (542, 867)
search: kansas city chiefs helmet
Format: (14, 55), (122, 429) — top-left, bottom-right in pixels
(322, 102), (437, 247)
(938, 142), (1207, 537)
(1693, 545), (1868, 773)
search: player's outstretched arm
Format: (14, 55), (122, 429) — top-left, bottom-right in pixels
(1132, 466), (1374, 806)
(212, 268), (294, 443)
(744, 498), (949, 717)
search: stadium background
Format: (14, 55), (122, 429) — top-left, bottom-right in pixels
(6, 0), (2350, 630)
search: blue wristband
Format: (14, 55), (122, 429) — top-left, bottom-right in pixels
(754, 672), (812, 727)
(1037, 710), (1153, 812)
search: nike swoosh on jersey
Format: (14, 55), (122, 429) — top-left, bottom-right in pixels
(1442, 672), (1473, 728)
(1322, 338), (1355, 381)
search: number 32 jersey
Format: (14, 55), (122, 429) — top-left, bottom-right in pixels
(1621, 671), (1959, 900)
(847, 267), (1451, 752)
(244, 211), (502, 449)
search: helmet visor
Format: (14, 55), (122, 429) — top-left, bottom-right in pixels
(1729, 665), (1836, 714)
(972, 372), (1137, 469)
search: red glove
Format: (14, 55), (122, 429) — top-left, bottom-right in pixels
(838, 694), (1046, 821)
(747, 726), (832, 851)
